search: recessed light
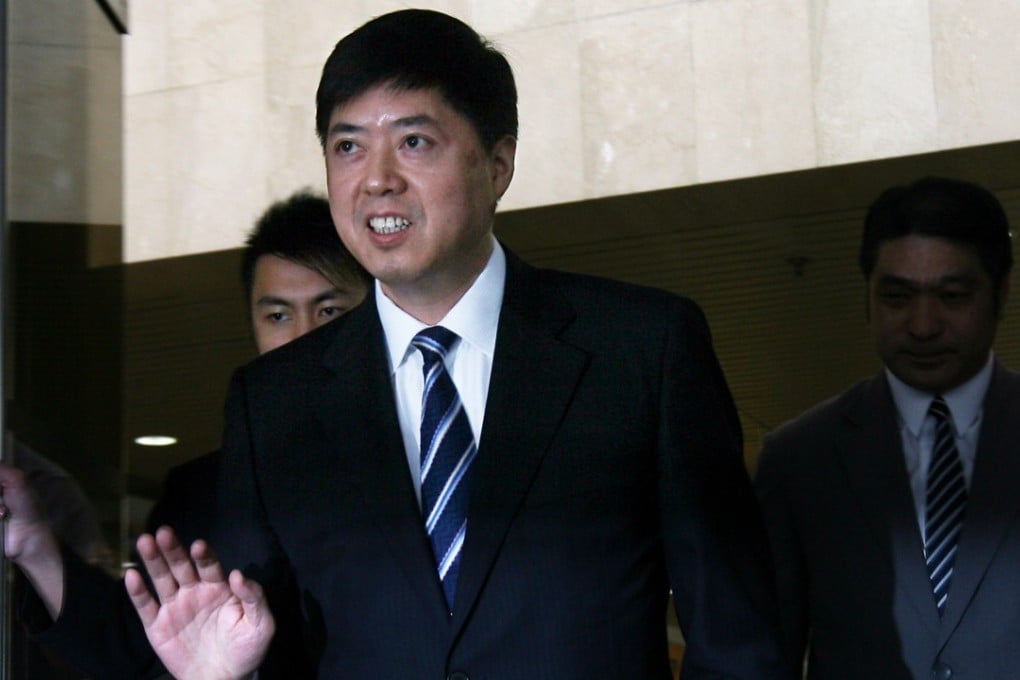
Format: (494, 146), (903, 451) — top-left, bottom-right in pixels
(134, 435), (178, 447)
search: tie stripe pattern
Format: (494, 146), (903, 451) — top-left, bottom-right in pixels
(924, 395), (968, 616)
(412, 326), (477, 610)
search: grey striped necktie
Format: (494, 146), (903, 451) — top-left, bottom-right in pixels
(412, 326), (477, 611)
(924, 395), (968, 616)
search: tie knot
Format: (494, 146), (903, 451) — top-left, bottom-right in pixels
(412, 326), (459, 367)
(929, 395), (951, 422)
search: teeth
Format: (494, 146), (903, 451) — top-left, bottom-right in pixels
(369, 216), (410, 234)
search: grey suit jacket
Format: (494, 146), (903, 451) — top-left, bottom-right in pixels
(756, 361), (1020, 679)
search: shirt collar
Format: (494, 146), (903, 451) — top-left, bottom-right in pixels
(377, 238), (506, 373)
(886, 352), (994, 436)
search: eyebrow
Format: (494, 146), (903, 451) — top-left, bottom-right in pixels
(254, 295), (295, 308)
(875, 273), (978, 288)
(312, 289), (343, 304)
(255, 289), (342, 307)
(327, 113), (440, 140)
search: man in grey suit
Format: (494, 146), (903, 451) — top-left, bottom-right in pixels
(756, 175), (1020, 679)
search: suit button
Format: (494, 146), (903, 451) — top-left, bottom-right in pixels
(931, 661), (952, 679)
(447, 673), (469, 680)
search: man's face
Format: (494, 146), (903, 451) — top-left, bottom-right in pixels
(250, 254), (366, 354)
(323, 84), (515, 319)
(868, 234), (1008, 393)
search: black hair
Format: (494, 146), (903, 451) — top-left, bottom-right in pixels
(860, 176), (1013, 304)
(241, 190), (370, 306)
(315, 9), (518, 151)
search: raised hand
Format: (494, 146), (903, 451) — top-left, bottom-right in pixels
(126, 527), (275, 680)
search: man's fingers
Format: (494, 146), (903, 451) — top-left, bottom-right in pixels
(136, 528), (231, 605)
(155, 526), (200, 589)
(229, 569), (272, 628)
(125, 568), (160, 628)
(228, 569), (261, 602)
(135, 532), (180, 602)
(191, 539), (226, 584)
(136, 527), (200, 601)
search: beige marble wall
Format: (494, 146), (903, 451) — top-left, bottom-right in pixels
(122, 0), (1020, 261)
(8, 0), (122, 226)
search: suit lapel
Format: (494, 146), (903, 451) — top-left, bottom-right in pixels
(309, 257), (591, 627)
(312, 294), (449, 616)
(451, 252), (588, 633)
(837, 374), (941, 632)
(938, 362), (1020, 639)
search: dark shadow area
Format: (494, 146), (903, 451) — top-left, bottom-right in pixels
(8, 221), (123, 679)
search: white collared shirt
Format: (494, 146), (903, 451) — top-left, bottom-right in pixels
(376, 238), (505, 503)
(887, 353), (993, 537)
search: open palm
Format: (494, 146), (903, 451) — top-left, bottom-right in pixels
(126, 528), (275, 680)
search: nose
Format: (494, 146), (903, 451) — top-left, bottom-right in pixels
(906, 294), (943, 340)
(292, 315), (315, 341)
(363, 147), (406, 195)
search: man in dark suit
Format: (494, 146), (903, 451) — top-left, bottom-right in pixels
(755, 176), (1019, 679)
(116, 9), (790, 680)
(0, 191), (369, 677)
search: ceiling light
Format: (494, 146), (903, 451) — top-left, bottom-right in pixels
(134, 435), (178, 447)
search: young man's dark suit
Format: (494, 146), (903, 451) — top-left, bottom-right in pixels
(212, 247), (789, 678)
(756, 360), (1020, 679)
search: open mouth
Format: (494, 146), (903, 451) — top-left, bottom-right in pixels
(369, 216), (410, 235)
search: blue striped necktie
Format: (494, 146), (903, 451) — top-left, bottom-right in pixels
(924, 395), (968, 616)
(412, 326), (477, 610)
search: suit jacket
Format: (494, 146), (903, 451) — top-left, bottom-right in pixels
(33, 249), (789, 679)
(755, 361), (1020, 679)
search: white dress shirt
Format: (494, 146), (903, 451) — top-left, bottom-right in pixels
(376, 238), (506, 503)
(887, 353), (993, 538)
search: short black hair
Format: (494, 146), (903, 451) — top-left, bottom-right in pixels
(315, 9), (518, 152)
(860, 176), (1013, 300)
(241, 190), (370, 306)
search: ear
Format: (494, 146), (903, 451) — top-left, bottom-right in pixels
(996, 271), (1011, 319)
(489, 134), (516, 201)
(863, 278), (873, 322)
